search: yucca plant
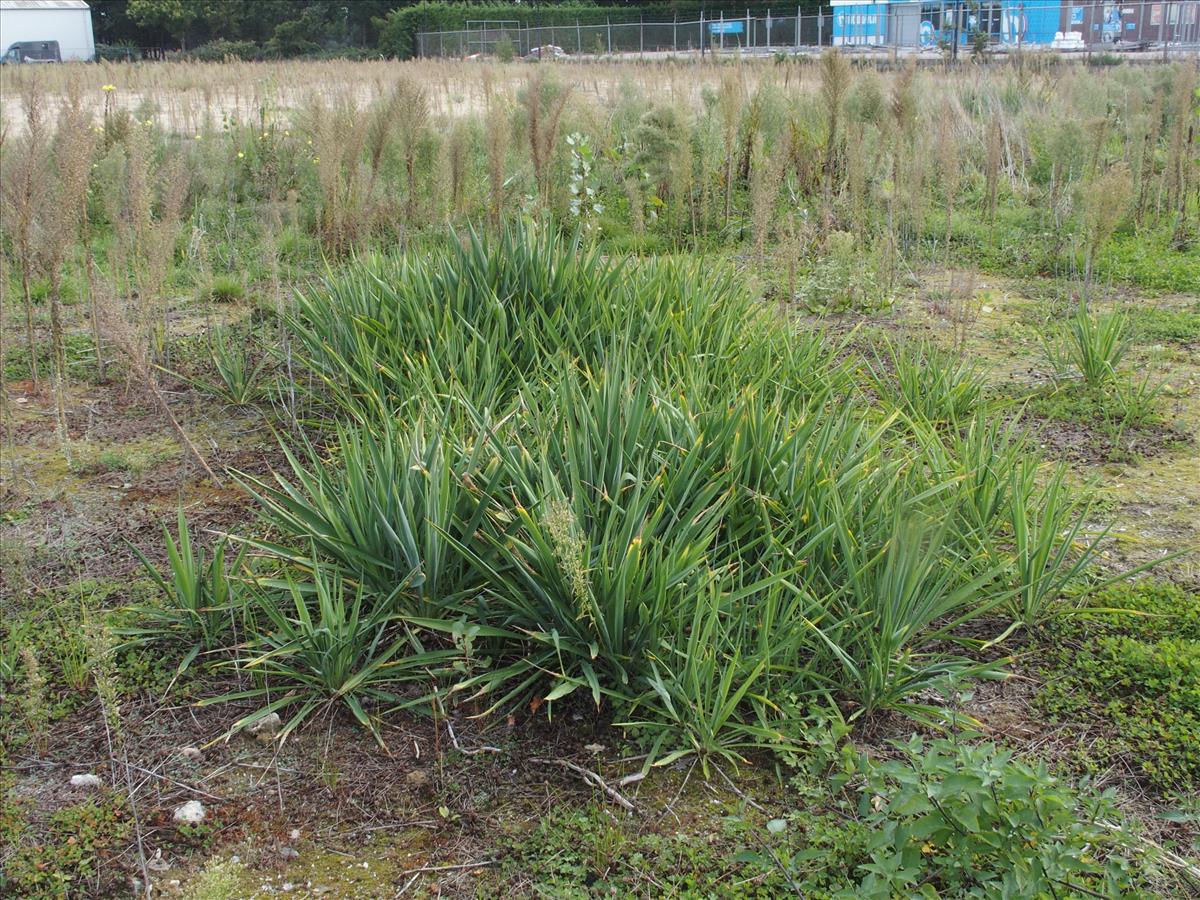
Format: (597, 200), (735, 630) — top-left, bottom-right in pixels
(180, 326), (271, 406)
(215, 227), (1136, 756)
(1002, 465), (1108, 630)
(204, 563), (460, 748)
(623, 576), (806, 775)
(814, 516), (1009, 722)
(456, 368), (731, 708)
(119, 510), (245, 680)
(874, 339), (985, 427)
(1044, 300), (1132, 389)
(239, 415), (495, 617)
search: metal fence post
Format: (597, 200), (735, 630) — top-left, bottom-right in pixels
(576, 18), (581, 54)
(701, 11), (705, 56)
(674, 14), (678, 53)
(640, 14), (645, 57)
(607, 17), (612, 54)
(1162, 1), (1169, 61)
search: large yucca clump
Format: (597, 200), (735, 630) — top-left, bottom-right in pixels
(220, 225), (1109, 763)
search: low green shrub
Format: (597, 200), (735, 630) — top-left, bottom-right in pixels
(1131, 304), (1200, 345)
(1, 795), (131, 898)
(797, 231), (890, 313)
(188, 39), (259, 62)
(853, 737), (1140, 897)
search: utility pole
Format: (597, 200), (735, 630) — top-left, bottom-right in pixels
(951, 0), (961, 61)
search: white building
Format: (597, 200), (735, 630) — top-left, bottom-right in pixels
(0, 0), (95, 62)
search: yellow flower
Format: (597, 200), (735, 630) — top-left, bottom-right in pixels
(194, 134), (202, 141)
(101, 84), (116, 92)
(921, 842), (936, 855)
(237, 151), (245, 159)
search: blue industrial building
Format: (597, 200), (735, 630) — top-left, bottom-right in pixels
(830, 0), (1197, 47)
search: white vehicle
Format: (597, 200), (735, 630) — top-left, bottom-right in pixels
(0, 0), (94, 63)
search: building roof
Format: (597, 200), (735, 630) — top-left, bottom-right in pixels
(0, 1), (90, 11)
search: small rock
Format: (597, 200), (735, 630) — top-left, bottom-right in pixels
(278, 845), (300, 861)
(583, 743), (605, 754)
(231, 854), (241, 864)
(70, 774), (103, 790)
(248, 712), (282, 743)
(173, 800), (206, 824)
(282, 882), (295, 892)
(179, 746), (203, 761)
(405, 769), (429, 787)
(289, 828), (301, 841)
(147, 849), (170, 872)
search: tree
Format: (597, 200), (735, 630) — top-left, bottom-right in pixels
(126, 0), (197, 48)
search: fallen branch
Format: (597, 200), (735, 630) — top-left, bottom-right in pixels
(445, 719), (501, 756)
(395, 859), (497, 895)
(532, 757), (638, 813)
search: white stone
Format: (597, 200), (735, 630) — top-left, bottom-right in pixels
(248, 712), (282, 736)
(179, 746), (203, 761)
(70, 774), (103, 789)
(173, 800), (206, 824)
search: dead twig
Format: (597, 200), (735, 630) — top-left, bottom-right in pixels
(446, 719), (501, 756)
(532, 757), (638, 813)
(124, 763), (229, 803)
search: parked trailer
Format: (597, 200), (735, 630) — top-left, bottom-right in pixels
(0, 0), (94, 63)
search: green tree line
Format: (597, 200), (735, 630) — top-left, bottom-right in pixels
(91, 1), (818, 59)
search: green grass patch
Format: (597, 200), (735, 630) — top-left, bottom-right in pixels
(1130, 304), (1200, 345)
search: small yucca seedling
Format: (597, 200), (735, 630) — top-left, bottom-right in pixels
(1044, 300), (1132, 389)
(181, 327), (270, 406)
(119, 511), (245, 685)
(202, 562), (460, 749)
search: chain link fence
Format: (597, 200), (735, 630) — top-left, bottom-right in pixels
(417, 2), (1200, 58)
